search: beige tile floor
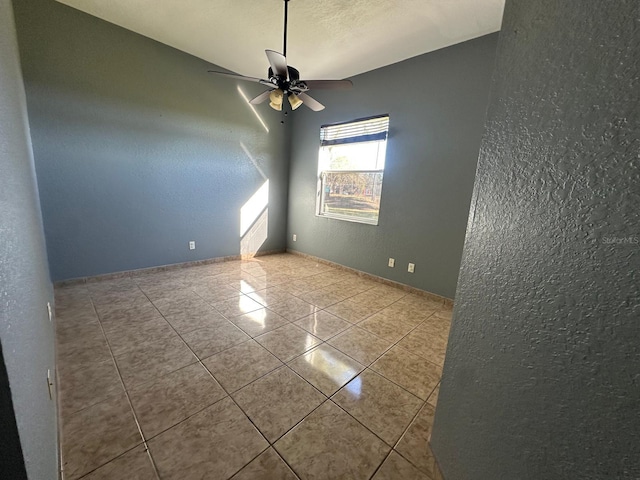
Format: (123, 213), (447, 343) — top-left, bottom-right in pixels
(55, 253), (451, 480)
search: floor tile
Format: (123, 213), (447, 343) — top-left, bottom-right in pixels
(275, 400), (390, 480)
(372, 451), (431, 480)
(163, 309), (229, 334)
(349, 291), (400, 311)
(427, 383), (440, 407)
(143, 287), (200, 307)
(232, 366), (325, 442)
(129, 363), (227, 439)
(397, 321), (450, 366)
(288, 344), (364, 396)
(325, 298), (381, 323)
(328, 327), (393, 365)
(432, 308), (453, 321)
(90, 289), (149, 309)
(81, 445), (156, 480)
(148, 397), (268, 480)
(294, 310), (352, 341)
(203, 340), (283, 393)
(103, 316), (176, 356)
(58, 358), (123, 417)
(230, 308), (290, 337)
(57, 328), (113, 371)
(56, 308), (101, 336)
(231, 447), (298, 480)
(371, 346), (441, 400)
(61, 392), (142, 480)
(371, 346), (442, 400)
(255, 324), (322, 362)
(94, 299), (159, 327)
(358, 313), (417, 343)
(152, 294), (215, 318)
(395, 403), (438, 476)
(115, 335), (197, 388)
(214, 295), (265, 318)
(181, 322), (250, 359)
(296, 288), (347, 309)
(193, 284), (243, 304)
(258, 272), (295, 285)
(56, 314), (101, 341)
(330, 278), (376, 296)
(247, 286), (298, 307)
(228, 277), (268, 293)
(333, 370), (423, 445)
(393, 294), (443, 314)
(55, 253), (454, 480)
(276, 279), (316, 296)
(267, 297), (319, 321)
(376, 302), (434, 327)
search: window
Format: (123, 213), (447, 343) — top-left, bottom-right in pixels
(316, 115), (389, 225)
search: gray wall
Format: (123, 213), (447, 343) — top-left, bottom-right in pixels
(12, 0), (291, 281)
(286, 34), (498, 299)
(432, 1), (639, 479)
(0, 0), (57, 478)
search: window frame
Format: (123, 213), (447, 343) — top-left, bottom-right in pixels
(315, 115), (389, 226)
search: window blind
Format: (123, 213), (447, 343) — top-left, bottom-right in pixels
(320, 115), (389, 146)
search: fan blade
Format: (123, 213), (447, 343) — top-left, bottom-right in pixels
(265, 50), (288, 79)
(298, 92), (325, 111)
(208, 71), (277, 89)
(249, 90), (272, 105)
(300, 79), (353, 90)
(208, 71), (261, 82)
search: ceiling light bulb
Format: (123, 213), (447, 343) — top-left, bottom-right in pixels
(288, 94), (303, 110)
(269, 89), (284, 111)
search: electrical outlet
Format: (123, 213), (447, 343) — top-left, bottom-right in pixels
(189, 241), (196, 250)
(47, 302), (52, 322)
(293, 234), (297, 242)
(388, 258), (395, 268)
(408, 263), (415, 273)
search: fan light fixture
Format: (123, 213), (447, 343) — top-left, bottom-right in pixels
(288, 94), (303, 110)
(207, 0), (353, 114)
(269, 89), (284, 111)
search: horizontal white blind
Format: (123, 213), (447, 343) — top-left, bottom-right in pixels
(320, 115), (389, 146)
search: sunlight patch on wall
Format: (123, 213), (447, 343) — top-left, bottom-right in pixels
(240, 208), (268, 256)
(240, 142), (268, 180)
(237, 86), (269, 133)
(240, 180), (269, 237)
(240, 180), (269, 256)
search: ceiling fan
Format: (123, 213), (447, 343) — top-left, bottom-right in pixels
(208, 0), (353, 112)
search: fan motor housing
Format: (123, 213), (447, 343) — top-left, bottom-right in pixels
(268, 66), (300, 79)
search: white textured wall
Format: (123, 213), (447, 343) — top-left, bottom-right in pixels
(0, 0), (57, 477)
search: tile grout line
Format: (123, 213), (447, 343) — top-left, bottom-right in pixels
(86, 292), (162, 480)
(387, 395), (440, 477)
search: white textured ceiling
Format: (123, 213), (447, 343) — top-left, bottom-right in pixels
(55, 0), (504, 80)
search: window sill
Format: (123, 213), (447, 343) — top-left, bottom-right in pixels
(316, 212), (379, 226)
